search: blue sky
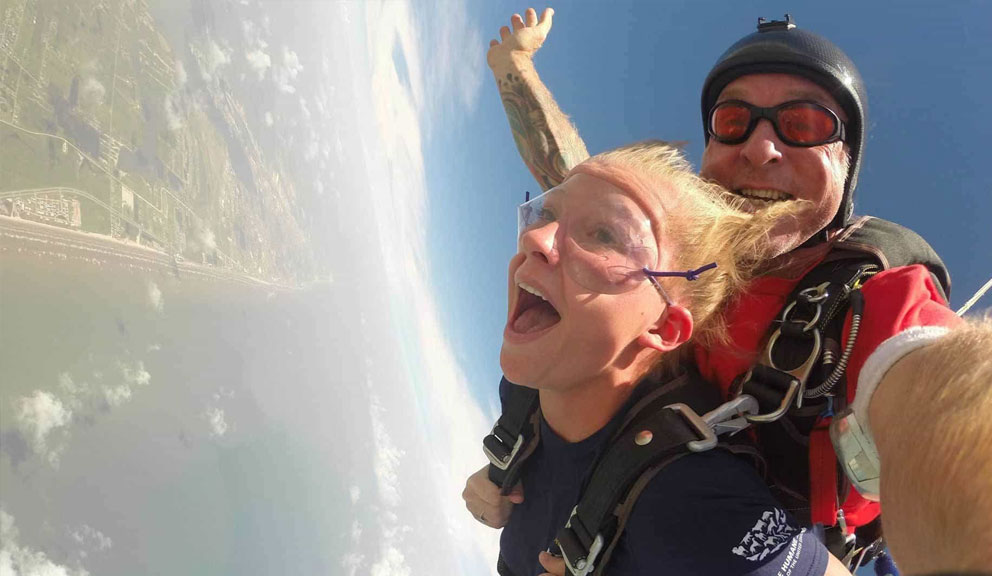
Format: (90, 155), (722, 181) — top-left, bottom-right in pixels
(423, 1), (992, 407)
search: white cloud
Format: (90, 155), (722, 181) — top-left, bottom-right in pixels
(174, 60), (187, 87)
(120, 360), (151, 388)
(79, 77), (106, 109)
(349, 485), (361, 504)
(13, 360), (152, 466)
(418, 0), (484, 119)
(104, 360), (150, 408)
(16, 391), (71, 465)
(198, 39), (231, 81)
(264, 111), (274, 126)
(273, 46), (303, 93)
(147, 281), (164, 313)
(199, 227), (217, 251)
(367, 392), (403, 507)
(245, 47), (271, 80)
(70, 525), (113, 553)
(370, 544), (410, 576)
(102, 384), (133, 407)
(357, 1), (498, 572)
(206, 407), (228, 438)
(164, 93), (184, 131)
(1, 509), (89, 576)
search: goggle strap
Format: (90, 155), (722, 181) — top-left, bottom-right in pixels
(643, 262), (718, 282)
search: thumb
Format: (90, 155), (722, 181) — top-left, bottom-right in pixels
(538, 551), (567, 576)
(539, 7), (554, 31)
(508, 482), (525, 504)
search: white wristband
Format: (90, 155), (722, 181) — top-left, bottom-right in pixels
(852, 325), (951, 445)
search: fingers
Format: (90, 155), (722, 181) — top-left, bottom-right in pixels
(499, 25), (512, 42)
(467, 469), (507, 507)
(538, 551), (567, 576)
(490, 39), (498, 48)
(511, 13), (525, 32)
(524, 7), (538, 27)
(508, 481), (525, 504)
(538, 7), (554, 31)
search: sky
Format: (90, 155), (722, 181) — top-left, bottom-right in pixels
(1, 2), (990, 575)
(426, 1), (992, 409)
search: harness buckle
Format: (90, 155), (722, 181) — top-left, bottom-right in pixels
(665, 403), (719, 452)
(482, 424), (524, 471)
(701, 394), (760, 436)
(558, 507), (604, 576)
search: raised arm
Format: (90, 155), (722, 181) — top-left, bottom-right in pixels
(487, 8), (589, 190)
(868, 318), (992, 573)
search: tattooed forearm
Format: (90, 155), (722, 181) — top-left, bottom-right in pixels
(497, 72), (588, 190)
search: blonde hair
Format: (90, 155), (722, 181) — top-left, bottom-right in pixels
(576, 140), (799, 375)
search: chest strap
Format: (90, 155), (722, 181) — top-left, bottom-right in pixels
(484, 378), (541, 493)
(554, 372), (759, 575)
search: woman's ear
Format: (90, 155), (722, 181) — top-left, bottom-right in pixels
(637, 305), (693, 353)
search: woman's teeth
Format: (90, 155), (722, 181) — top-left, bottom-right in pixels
(736, 189), (793, 201)
(518, 282), (547, 301)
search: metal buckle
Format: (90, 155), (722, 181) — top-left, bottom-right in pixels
(741, 309), (822, 423)
(559, 507), (604, 576)
(482, 425), (524, 471)
(701, 395), (759, 436)
(742, 374), (805, 424)
(764, 328), (822, 387)
(665, 403), (718, 452)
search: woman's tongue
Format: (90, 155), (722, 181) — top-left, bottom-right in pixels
(513, 300), (561, 334)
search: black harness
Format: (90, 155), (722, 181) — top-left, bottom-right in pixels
(484, 216), (950, 575)
(487, 368), (759, 576)
(732, 216), (950, 565)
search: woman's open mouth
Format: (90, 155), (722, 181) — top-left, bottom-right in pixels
(508, 281), (561, 336)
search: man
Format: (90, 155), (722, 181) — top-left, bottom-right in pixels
(467, 8), (992, 575)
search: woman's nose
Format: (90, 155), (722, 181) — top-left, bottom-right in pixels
(518, 221), (560, 266)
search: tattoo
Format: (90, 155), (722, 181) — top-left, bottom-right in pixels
(498, 73), (572, 190)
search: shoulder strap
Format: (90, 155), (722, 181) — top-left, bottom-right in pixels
(484, 378), (541, 493)
(834, 216), (951, 300)
(553, 370), (732, 576)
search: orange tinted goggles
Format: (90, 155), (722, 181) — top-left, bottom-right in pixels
(708, 100), (846, 147)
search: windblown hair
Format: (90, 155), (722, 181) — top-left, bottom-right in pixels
(581, 140), (801, 375)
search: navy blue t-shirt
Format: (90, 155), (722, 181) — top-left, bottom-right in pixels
(498, 382), (829, 576)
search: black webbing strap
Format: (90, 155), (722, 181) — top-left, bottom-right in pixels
(496, 553), (519, 576)
(555, 405), (710, 575)
(743, 364), (803, 416)
(485, 378), (541, 493)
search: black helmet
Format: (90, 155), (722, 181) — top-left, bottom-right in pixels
(701, 15), (867, 231)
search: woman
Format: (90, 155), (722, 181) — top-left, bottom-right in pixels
(467, 141), (848, 576)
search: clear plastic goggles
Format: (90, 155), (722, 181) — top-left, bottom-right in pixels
(517, 187), (666, 298)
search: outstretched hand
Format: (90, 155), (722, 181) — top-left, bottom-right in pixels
(461, 464), (525, 529)
(487, 7), (554, 70)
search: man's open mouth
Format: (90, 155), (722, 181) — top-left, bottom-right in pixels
(510, 282), (561, 334)
(734, 188), (794, 203)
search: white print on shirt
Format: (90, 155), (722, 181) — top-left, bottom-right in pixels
(775, 528), (807, 576)
(731, 508), (797, 562)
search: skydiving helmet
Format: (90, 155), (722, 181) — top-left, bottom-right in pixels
(700, 15), (867, 231)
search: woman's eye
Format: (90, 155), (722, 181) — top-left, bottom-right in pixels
(595, 228), (615, 243)
(538, 207), (556, 222)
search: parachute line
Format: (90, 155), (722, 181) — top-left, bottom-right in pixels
(956, 276), (992, 317)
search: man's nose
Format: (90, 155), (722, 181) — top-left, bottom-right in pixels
(740, 119), (784, 166)
(519, 222), (560, 266)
